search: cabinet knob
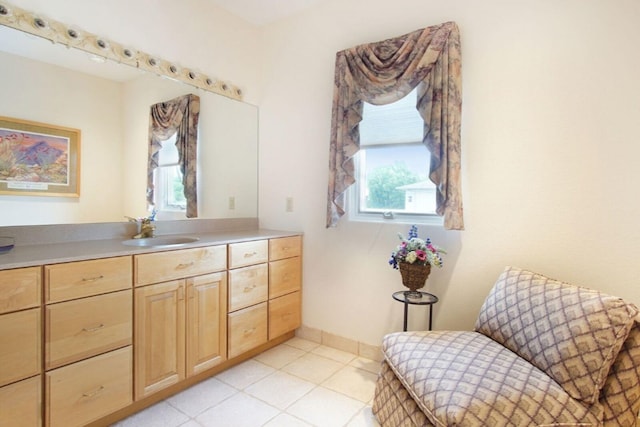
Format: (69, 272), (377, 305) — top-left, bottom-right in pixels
(243, 284), (257, 293)
(176, 262), (195, 270)
(243, 251), (257, 258)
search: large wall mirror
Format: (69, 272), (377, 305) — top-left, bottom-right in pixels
(0, 10), (258, 226)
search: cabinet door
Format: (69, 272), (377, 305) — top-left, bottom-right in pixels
(0, 308), (41, 387)
(134, 280), (185, 400)
(228, 302), (268, 359)
(0, 375), (41, 427)
(186, 272), (227, 376)
(269, 291), (301, 339)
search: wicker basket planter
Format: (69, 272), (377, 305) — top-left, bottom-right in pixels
(399, 262), (432, 292)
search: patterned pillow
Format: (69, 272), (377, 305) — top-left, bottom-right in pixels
(475, 266), (638, 404)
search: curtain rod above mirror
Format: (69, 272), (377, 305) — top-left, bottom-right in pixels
(0, 1), (244, 101)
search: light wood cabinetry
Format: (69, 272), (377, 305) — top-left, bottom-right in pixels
(0, 375), (42, 427)
(227, 241), (269, 358)
(0, 266), (42, 427)
(186, 272), (228, 376)
(44, 257), (133, 427)
(268, 236), (302, 339)
(45, 347), (132, 427)
(0, 232), (301, 426)
(45, 289), (132, 370)
(134, 245), (227, 286)
(134, 246), (227, 400)
(44, 256), (131, 303)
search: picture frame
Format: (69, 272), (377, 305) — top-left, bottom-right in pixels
(0, 116), (80, 197)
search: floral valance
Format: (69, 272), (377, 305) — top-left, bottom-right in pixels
(327, 22), (464, 230)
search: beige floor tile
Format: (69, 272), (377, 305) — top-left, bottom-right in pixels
(178, 421), (201, 427)
(245, 371), (315, 410)
(287, 386), (364, 427)
(312, 344), (358, 364)
(195, 392), (279, 427)
(346, 406), (381, 427)
(349, 356), (382, 375)
(285, 336), (321, 352)
(215, 359), (276, 390)
(282, 352), (345, 384)
(262, 413), (313, 427)
(113, 401), (189, 427)
(322, 365), (378, 403)
(166, 377), (237, 417)
(254, 343), (306, 369)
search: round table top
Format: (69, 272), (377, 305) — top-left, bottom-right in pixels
(392, 290), (439, 305)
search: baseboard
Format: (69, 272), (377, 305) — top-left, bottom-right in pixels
(296, 324), (383, 362)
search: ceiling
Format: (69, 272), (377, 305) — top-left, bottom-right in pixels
(207, 0), (327, 26)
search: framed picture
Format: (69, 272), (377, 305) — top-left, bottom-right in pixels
(0, 116), (80, 197)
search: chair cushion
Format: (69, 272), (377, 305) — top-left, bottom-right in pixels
(475, 266), (638, 404)
(382, 330), (602, 427)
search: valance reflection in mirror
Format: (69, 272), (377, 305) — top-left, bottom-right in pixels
(0, 24), (258, 226)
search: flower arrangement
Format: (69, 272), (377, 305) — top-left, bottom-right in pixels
(389, 225), (445, 270)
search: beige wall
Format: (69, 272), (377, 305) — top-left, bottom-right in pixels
(6, 0), (640, 347)
(0, 51), (124, 225)
(256, 0), (640, 344)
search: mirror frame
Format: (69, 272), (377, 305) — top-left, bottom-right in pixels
(0, 1), (243, 100)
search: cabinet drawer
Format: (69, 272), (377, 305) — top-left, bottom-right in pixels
(45, 256), (132, 303)
(46, 290), (132, 370)
(269, 291), (301, 339)
(228, 264), (268, 312)
(269, 257), (302, 299)
(269, 236), (302, 261)
(135, 245), (227, 286)
(228, 240), (268, 269)
(46, 346), (132, 427)
(228, 302), (267, 359)
(0, 375), (41, 427)
(0, 308), (41, 387)
(0, 267), (41, 315)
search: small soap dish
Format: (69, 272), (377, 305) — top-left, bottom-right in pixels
(0, 237), (15, 253)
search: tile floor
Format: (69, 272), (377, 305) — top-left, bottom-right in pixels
(113, 337), (382, 427)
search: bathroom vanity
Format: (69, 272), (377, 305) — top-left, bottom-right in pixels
(0, 222), (302, 427)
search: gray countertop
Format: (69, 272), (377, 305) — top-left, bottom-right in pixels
(0, 229), (301, 270)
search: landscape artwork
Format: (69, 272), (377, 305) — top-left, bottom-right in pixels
(0, 116), (80, 197)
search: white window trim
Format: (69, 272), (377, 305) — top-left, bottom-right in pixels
(348, 152), (443, 226)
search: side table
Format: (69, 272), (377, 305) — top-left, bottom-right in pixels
(392, 290), (439, 332)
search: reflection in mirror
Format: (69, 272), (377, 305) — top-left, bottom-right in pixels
(0, 23), (258, 226)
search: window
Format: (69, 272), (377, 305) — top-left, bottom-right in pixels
(154, 133), (186, 214)
(350, 89), (441, 224)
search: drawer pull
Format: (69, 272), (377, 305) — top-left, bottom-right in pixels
(176, 262), (195, 269)
(81, 275), (104, 282)
(243, 327), (256, 336)
(243, 251), (257, 258)
(243, 285), (257, 293)
(82, 323), (105, 332)
(82, 385), (105, 398)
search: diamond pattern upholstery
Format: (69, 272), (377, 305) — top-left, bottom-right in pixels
(372, 267), (640, 426)
(379, 331), (601, 426)
(475, 267), (638, 404)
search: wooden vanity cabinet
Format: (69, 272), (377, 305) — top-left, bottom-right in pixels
(44, 257), (133, 427)
(268, 236), (302, 339)
(133, 246), (227, 400)
(227, 240), (269, 358)
(0, 266), (42, 427)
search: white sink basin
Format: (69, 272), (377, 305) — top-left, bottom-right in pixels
(122, 236), (199, 247)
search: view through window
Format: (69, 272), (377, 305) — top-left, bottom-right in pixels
(353, 89), (436, 221)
